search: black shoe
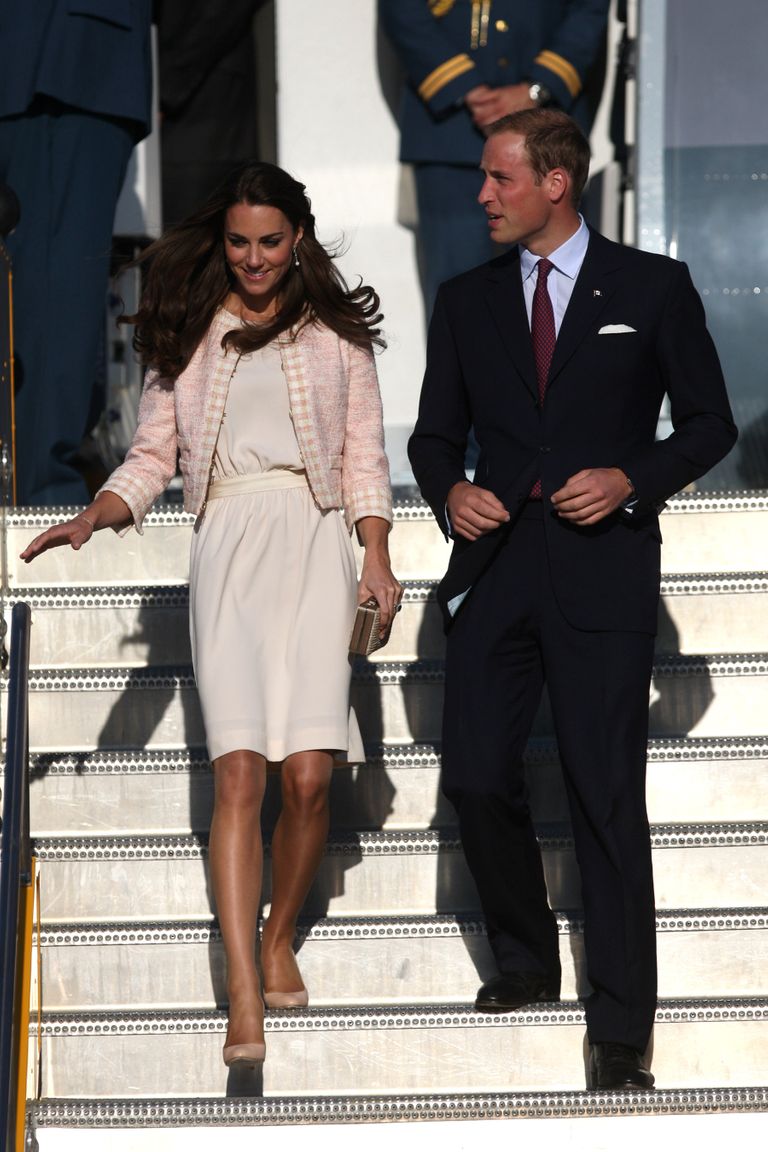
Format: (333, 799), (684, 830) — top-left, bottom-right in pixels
(474, 971), (560, 1012)
(588, 1042), (655, 1091)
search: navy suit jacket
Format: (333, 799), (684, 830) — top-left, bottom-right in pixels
(0, 0), (152, 138)
(408, 230), (737, 632)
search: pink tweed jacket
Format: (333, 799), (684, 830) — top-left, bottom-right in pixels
(102, 310), (393, 533)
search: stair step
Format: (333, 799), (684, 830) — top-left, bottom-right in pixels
(7, 494), (768, 589)
(15, 571), (768, 668)
(10, 654), (768, 752)
(9, 492), (768, 1125)
(9, 506), (196, 588)
(32, 999), (768, 1097)
(21, 585), (192, 668)
(28, 737), (768, 835)
(27, 1088), (768, 1151)
(658, 494), (768, 574)
(37, 910), (768, 1011)
(32, 824), (768, 921)
(8, 493), (768, 585)
(657, 573), (768, 655)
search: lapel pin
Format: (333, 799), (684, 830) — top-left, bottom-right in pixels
(593, 289), (602, 297)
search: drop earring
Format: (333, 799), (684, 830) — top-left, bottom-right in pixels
(293, 245), (300, 268)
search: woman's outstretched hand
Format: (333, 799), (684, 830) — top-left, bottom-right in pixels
(20, 492), (132, 563)
(20, 513), (95, 563)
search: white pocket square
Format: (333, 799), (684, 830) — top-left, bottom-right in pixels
(598, 323), (637, 334)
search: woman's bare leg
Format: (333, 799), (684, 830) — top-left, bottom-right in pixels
(210, 749), (267, 1046)
(261, 750), (334, 992)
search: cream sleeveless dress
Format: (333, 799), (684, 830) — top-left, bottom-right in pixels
(189, 335), (364, 764)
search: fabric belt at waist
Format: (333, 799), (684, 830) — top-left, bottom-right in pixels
(207, 470), (309, 500)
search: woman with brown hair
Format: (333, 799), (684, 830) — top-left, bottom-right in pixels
(22, 161), (400, 1069)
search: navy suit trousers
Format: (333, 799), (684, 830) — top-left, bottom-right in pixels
(442, 502), (658, 1052)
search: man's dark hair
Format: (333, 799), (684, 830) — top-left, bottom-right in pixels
(486, 109), (591, 205)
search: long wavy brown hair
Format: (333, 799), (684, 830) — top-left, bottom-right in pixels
(123, 161), (385, 378)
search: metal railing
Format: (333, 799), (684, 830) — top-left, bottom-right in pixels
(0, 602), (35, 1152)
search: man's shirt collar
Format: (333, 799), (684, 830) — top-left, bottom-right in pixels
(520, 215), (589, 283)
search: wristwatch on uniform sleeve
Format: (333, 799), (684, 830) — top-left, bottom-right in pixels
(527, 81), (556, 107)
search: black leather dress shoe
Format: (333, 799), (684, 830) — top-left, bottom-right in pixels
(588, 1042), (655, 1090)
(474, 971), (560, 1012)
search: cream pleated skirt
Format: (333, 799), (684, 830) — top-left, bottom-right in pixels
(189, 470), (364, 764)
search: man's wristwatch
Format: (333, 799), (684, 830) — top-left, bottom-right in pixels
(528, 81), (555, 107)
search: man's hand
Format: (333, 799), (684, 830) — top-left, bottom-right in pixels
(465, 82), (534, 129)
(550, 468), (632, 526)
(447, 480), (510, 541)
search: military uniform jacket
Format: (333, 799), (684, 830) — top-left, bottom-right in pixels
(0, 0), (152, 137)
(380, 0), (610, 164)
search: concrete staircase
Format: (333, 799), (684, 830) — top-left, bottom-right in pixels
(2, 491), (767, 1147)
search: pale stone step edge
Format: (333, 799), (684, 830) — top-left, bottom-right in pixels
(31, 822), (768, 862)
(36, 908), (768, 948)
(29, 1084), (768, 1128)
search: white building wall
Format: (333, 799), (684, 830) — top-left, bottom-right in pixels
(276, 0), (424, 482)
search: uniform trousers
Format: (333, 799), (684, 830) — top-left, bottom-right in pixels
(441, 502), (658, 1051)
(0, 101), (135, 504)
(414, 163), (499, 316)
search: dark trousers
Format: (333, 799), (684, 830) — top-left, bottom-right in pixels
(0, 102), (135, 504)
(442, 504), (658, 1052)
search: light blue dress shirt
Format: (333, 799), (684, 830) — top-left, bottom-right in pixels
(519, 215), (589, 335)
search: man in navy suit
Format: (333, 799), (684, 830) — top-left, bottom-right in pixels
(408, 109), (736, 1089)
(0, 0), (152, 504)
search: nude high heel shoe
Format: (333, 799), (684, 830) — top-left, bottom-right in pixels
(261, 942), (309, 1008)
(222, 1040), (266, 1068)
(223, 993), (266, 1066)
(263, 987), (308, 1009)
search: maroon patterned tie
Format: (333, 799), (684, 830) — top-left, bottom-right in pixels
(530, 258), (555, 499)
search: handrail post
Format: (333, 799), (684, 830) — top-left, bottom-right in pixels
(0, 602), (33, 1152)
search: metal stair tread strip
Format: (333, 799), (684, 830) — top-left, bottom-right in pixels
(29, 1085), (768, 1126)
(36, 997), (768, 1035)
(36, 908), (768, 946)
(7, 490), (768, 531)
(31, 822), (768, 859)
(27, 735), (768, 776)
(11, 571), (768, 607)
(16, 653), (768, 691)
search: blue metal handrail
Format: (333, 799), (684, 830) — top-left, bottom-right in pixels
(0, 601), (33, 1151)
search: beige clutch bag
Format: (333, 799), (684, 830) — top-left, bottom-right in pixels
(349, 597), (392, 657)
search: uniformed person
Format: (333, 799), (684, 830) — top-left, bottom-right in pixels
(380, 0), (610, 310)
